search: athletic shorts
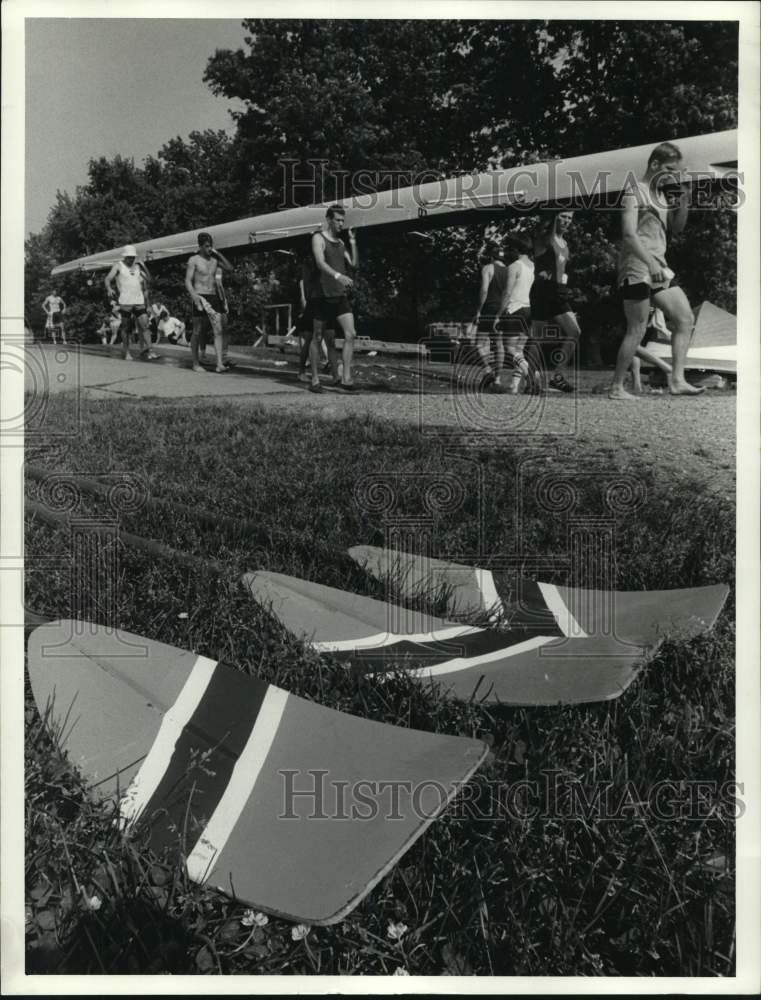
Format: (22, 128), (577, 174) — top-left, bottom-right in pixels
(51, 311), (63, 325)
(529, 278), (573, 322)
(499, 307), (531, 338)
(619, 278), (679, 302)
(193, 294), (227, 316)
(119, 304), (147, 318)
(313, 296), (352, 325)
(476, 316), (499, 335)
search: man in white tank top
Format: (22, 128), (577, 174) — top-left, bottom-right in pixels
(105, 246), (156, 361)
(498, 236), (534, 393)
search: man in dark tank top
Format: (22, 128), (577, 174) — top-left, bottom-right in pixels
(310, 205), (360, 393)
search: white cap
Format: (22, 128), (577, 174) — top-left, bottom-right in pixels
(122, 245), (138, 258)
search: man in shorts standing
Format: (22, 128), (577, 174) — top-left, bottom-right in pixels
(42, 289), (67, 344)
(104, 246), (156, 361)
(185, 232), (233, 373)
(609, 141), (704, 399)
(310, 206), (359, 393)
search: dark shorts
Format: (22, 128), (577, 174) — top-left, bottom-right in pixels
(193, 294), (227, 316)
(499, 307), (531, 337)
(313, 296), (352, 325)
(619, 278), (680, 302)
(476, 316), (499, 335)
(298, 299), (336, 333)
(529, 278), (573, 322)
(51, 311), (63, 325)
(119, 304), (147, 318)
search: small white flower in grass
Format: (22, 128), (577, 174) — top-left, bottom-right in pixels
(85, 894), (102, 911)
(240, 908), (268, 927)
(387, 920), (408, 941)
(291, 923), (311, 941)
(393, 966), (410, 975)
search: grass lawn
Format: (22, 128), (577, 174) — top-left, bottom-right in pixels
(24, 394), (735, 976)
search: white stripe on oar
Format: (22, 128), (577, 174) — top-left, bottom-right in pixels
(401, 634), (556, 679)
(312, 623), (480, 652)
(537, 583), (587, 638)
(475, 569), (504, 620)
(186, 686), (288, 883)
(119, 655), (217, 829)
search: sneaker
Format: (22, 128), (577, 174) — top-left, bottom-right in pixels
(309, 382), (324, 394)
(548, 373), (575, 393)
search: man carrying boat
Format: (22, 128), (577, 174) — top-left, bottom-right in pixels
(609, 141), (704, 400)
(185, 232), (234, 373)
(104, 246), (156, 362)
(310, 205), (359, 394)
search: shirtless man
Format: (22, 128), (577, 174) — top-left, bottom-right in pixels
(42, 289), (67, 344)
(104, 246), (155, 361)
(185, 232), (233, 373)
(609, 141), (704, 399)
(310, 206), (359, 393)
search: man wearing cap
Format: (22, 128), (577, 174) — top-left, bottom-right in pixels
(104, 246), (156, 361)
(185, 232), (233, 373)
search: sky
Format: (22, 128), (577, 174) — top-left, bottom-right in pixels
(25, 18), (246, 235)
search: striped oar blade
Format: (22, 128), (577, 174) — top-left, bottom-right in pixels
(27, 620), (488, 925)
(349, 546), (729, 646)
(243, 571), (659, 705)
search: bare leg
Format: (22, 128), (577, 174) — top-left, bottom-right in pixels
(548, 311), (580, 382)
(630, 355), (643, 394)
(505, 336), (529, 394)
(191, 317), (205, 372)
(635, 345), (673, 383)
(493, 336), (505, 385)
(321, 327), (338, 376)
(213, 325), (225, 372)
(653, 285), (704, 395)
(221, 315), (230, 365)
(137, 314), (156, 358)
(336, 312), (356, 384)
(476, 331), (494, 373)
(610, 298), (649, 399)
(120, 315), (133, 360)
(525, 320), (547, 391)
(310, 318), (324, 387)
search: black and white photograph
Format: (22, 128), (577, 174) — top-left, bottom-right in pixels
(2, 0), (759, 991)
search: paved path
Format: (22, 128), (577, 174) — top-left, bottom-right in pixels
(24, 343), (302, 401)
(24, 342), (736, 497)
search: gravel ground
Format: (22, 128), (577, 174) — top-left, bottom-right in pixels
(225, 377), (736, 500)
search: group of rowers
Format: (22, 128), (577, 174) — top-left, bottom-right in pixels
(50, 138), (705, 399)
(469, 139), (705, 399)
